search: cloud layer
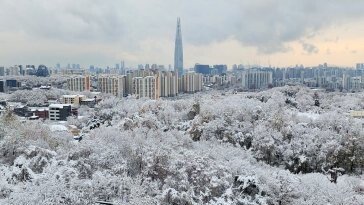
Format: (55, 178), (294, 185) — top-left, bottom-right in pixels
(0, 0), (364, 67)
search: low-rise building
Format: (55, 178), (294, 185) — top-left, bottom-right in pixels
(62, 95), (86, 106)
(48, 104), (72, 121)
(6, 79), (21, 89)
(80, 98), (97, 107)
(13, 105), (32, 117)
(350, 111), (364, 118)
(30, 107), (49, 119)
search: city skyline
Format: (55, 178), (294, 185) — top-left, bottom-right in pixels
(0, 1), (364, 68)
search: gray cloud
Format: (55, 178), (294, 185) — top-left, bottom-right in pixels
(232, 0), (364, 53)
(0, 0), (128, 42)
(300, 41), (319, 54)
(0, 0), (364, 65)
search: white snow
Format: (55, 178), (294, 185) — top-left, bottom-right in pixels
(48, 124), (68, 132)
(296, 112), (320, 120)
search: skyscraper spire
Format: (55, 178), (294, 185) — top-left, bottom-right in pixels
(174, 17), (184, 76)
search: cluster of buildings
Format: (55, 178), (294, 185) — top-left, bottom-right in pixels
(225, 62), (364, 91)
(0, 65), (50, 77)
(62, 18), (202, 99)
(179, 62), (364, 92)
(48, 94), (97, 121)
(0, 94), (97, 121)
(194, 64), (227, 75)
(269, 63), (364, 91)
(2, 62), (364, 94)
(66, 69), (202, 99)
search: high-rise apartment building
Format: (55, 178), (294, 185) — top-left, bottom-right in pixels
(241, 69), (273, 90)
(125, 69), (156, 96)
(133, 76), (159, 99)
(67, 76), (91, 92)
(157, 71), (178, 97)
(180, 72), (203, 93)
(174, 17), (184, 76)
(98, 75), (126, 98)
(351, 77), (362, 91)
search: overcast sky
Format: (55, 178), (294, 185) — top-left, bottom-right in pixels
(1, 0), (364, 68)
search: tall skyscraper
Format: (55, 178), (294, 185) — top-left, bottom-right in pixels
(174, 17), (184, 76)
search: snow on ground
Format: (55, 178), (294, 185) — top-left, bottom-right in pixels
(296, 112), (320, 120)
(48, 124), (68, 132)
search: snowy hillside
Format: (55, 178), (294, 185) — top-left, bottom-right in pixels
(0, 86), (363, 204)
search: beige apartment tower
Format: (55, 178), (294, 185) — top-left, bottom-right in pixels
(98, 75), (126, 98)
(157, 71), (178, 97)
(67, 76), (91, 92)
(133, 76), (159, 99)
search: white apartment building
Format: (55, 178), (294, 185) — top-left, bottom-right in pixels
(342, 75), (364, 91)
(98, 75), (126, 97)
(125, 69), (156, 95)
(241, 70), (273, 90)
(351, 77), (362, 91)
(157, 71), (178, 97)
(67, 76), (91, 92)
(133, 76), (159, 99)
(180, 72), (203, 93)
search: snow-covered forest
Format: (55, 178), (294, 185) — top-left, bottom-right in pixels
(1, 86), (364, 204)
